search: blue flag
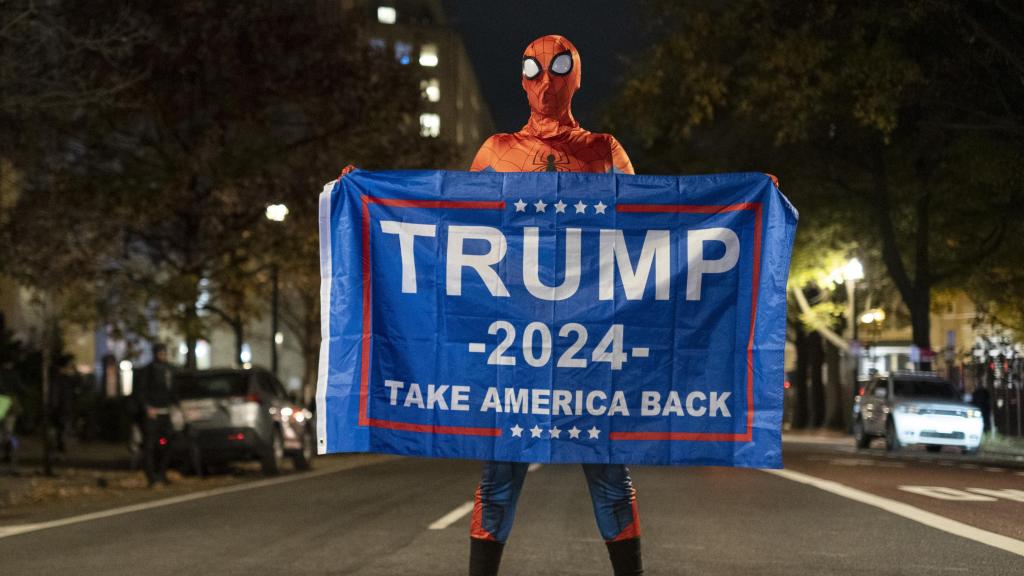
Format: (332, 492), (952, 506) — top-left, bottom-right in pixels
(316, 170), (797, 468)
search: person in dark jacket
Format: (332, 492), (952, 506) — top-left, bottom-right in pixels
(132, 344), (177, 486)
(971, 384), (992, 434)
(49, 361), (77, 454)
(0, 360), (23, 468)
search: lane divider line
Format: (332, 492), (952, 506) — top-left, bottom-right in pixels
(0, 456), (397, 541)
(428, 464), (543, 531)
(428, 501), (475, 530)
(765, 468), (1024, 558)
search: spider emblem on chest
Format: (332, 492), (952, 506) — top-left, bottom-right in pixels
(530, 148), (572, 172)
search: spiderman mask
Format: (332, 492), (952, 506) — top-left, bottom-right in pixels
(521, 35), (581, 119)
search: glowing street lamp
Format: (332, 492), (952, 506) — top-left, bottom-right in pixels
(265, 203), (289, 222)
(860, 309), (886, 325)
(842, 258), (864, 282)
(836, 257), (866, 395)
(265, 204), (288, 376)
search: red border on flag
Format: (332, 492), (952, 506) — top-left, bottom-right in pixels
(357, 196), (762, 443)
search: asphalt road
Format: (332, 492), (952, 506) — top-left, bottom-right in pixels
(1, 439), (1022, 575)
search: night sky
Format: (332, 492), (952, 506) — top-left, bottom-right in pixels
(441, 0), (647, 135)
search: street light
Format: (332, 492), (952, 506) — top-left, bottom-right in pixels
(842, 258), (864, 283)
(860, 309), (886, 325)
(265, 203), (289, 222)
(830, 257), (865, 404)
(265, 204), (288, 376)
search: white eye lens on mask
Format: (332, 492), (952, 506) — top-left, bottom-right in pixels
(522, 57), (541, 79)
(550, 52), (573, 76)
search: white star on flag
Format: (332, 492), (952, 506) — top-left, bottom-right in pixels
(510, 424), (523, 437)
(550, 426), (561, 439)
(594, 201), (608, 214)
(513, 199), (527, 212)
(533, 199), (547, 212)
(568, 426), (581, 439)
(530, 425), (542, 438)
(573, 201), (588, 214)
(588, 426), (601, 439)
(554, 200), (567, 214)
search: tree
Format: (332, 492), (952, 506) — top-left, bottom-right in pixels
(0, 0), (151, 474)
(43, 1), (454, 368)
(0, 165), (123, 474)
(612, 0), (1023, 361)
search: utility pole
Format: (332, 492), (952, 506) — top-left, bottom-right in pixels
(265, 203), (288, 378)
(271, 264), (279, 377)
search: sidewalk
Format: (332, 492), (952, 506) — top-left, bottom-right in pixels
(0, 435), (299, 523)
(1, 436), (142, 510)
(10, 435), (134, 470)
(782, 427), (1024, 467)
(979, 434), (1024, 462)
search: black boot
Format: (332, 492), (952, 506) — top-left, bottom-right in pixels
(606, 537), (644, 576)
(469, 537), (505, 576)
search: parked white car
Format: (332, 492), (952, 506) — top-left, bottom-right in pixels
(853, 372), (983, 454)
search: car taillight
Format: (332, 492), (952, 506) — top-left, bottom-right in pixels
(228, 432), (246, 441)
(246, 393), (262, 403)
(159, 437), (168, 446)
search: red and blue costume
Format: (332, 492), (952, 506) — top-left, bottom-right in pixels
(467, 35), (643, 576)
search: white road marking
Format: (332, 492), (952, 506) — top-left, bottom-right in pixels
(899, 486), (996, 501)
(766, 468), (1024, 558)
(428, 501), (475, 530)
(0, 457), (396, 540)
(983, 467), (1005, 473)
(429, 464), (542, 530)
(967, 488), (1024, 503)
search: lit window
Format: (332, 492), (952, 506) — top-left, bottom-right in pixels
(377, 6), (397, 24)
(420, 113), (440, 137)
(421, 78), (440, 102)
(419, 44), (439, 67)
(395, 41), (412, 65)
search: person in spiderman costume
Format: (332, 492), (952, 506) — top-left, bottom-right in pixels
(466, 35), (643, 576)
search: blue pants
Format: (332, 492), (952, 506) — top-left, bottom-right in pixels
(471, 462), (640, 543)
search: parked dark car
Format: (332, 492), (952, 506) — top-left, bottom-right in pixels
(174, 368), (314, 475)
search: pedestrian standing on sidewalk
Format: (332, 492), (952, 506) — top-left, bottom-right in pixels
(0, 359), (23, 470)
(49, 360), (77, 455)
(971, 384), (992, 434)
(132, 343), (178, 486)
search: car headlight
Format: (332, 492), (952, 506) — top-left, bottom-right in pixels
(967, 409), (981, 418)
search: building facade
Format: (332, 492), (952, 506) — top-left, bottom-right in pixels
(329, 0), (494, 167)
